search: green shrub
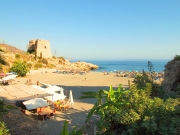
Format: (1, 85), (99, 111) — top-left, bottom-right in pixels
(27, 63), (32, 69)
(80, 84), (180, 135)
(15, 54), (20, 59)
(0, 100), (8, 116)
(37, 60), (42, 63)
(27, 49), (35, 54)
(49, 64), (56, 68)
(174, 55), (180, 60)
(42, 58), (48, 65)
(34, 63), (43, 69)
(0, 64), (3, 72)
(10, 61), (29, 77)
(0, 121), (10, 135)
(58, 57), (66, 65)
(0, 48), (5, 52)
(60, 120), (82, 135)
(59, 56), (65, 61)
(133, 61), (164, 98)
(0, 55), (8, 65)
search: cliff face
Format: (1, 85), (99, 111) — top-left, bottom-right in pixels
(162, 59), (180, 92)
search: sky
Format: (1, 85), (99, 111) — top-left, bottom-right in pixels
(0, 0), (180, 61)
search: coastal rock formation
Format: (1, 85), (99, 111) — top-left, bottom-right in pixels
(28, 39), (52, 58)
(55, 60), (98, 71)
(162, 59), (180, 92)
(72, 61), (98, 71)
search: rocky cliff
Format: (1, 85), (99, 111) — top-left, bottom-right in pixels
(162, 58), (180, 92)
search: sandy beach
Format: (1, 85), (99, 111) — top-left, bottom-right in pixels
(13, 70), (134, 135)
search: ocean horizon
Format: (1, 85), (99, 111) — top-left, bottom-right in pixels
(70, 59), (170, 73)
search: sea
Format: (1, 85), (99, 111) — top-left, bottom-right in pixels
(70, 59), (170, 73)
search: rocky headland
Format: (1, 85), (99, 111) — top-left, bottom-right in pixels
(0, 44), (98, 73)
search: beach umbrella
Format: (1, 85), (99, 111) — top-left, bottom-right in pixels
(45, 85), (62, 92)
(45, 93), (66, 102)
(69, 90), (74, 106)
(31, 85), (55, 94)
(23, 98), (48, 110)
(59, 87), (65, 96)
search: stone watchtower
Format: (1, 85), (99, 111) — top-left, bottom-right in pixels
(27, 39), (52, 58)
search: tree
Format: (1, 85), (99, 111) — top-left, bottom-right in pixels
(10, 61), (29, 77)
(148, 61), (155, 82)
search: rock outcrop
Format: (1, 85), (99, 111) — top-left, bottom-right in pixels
(49, 59), (98, 71)
(162, 59), (180, 92)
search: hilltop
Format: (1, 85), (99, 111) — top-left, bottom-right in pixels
(0, 44), (25, 54)
(0, 44), (98, 73)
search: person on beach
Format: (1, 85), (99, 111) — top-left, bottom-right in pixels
(26, 79), (32, 85)
(37, 81), (39, 86)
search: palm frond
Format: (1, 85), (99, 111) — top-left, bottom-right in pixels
(85, 101), (99, 122)
(60, 120), (69, 135)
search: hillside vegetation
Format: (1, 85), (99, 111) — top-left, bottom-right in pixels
(0, 44), (98, 73)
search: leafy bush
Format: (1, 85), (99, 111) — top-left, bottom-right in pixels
(0, 55), (8, 65)
(34, 63), (43, 69)
(59, 56), (65, 61)
(42, 58), (48, 65)
(80, 84), (180, 135)
(0, 121), (10, 135)
(174, 55), (180, 60)
(27, 63), (32, 69)
(27, 49), (35, 54)
(37, 60), (42, 63)
(0, 64), (3, 72)
(15, 54), (20, 59)
(60, 120), (82, 135)
(0, 48), (5, 52)
(59, 56), (65, 64)
(133, 61), (164, 98)
(0, 100), (8, 116)
(48, 64), (56, 68)
(10, 61), (29, 77)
